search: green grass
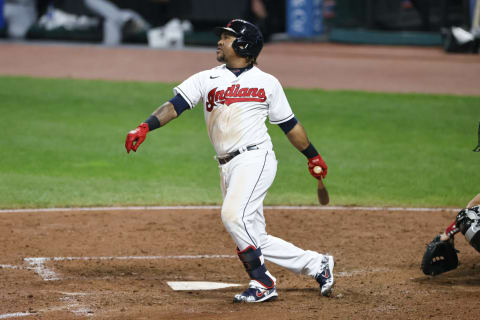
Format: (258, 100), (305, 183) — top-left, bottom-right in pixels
(1, 76), (479, 208)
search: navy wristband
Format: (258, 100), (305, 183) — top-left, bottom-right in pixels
(301, 143), (319, 158)
(144, 115), (160, 131)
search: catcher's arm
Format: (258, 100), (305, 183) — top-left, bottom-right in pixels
(440, 220), (459, 241)
(467, 193), (480, 208)
(439, 193), (480, 241)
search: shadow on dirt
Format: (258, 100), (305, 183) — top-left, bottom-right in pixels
(412, 263), (480, 287)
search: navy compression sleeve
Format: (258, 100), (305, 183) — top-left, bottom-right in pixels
(278, 117), (298, 134)
(169, 94), (190, 116)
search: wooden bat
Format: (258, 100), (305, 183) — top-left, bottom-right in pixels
(474, 121), (480, 152)
(314, 166), (329, 205)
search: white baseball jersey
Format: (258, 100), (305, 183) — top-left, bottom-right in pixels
(173, 64), (294, 156)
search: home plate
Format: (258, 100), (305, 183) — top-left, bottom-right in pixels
(167, 281), (242, 291)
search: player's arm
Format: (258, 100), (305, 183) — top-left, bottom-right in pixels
(440, 193), (480, 241)
(278, 118), (327, 179)
(467, 193), (480, 208)
(125, 94), (190, 153)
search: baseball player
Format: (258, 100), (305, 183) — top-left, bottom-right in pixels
(125, 19), (334, 303)
(421, 193), (480, 276)
(440, 193), (480, 245)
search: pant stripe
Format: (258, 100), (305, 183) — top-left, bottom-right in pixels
(241, 151), (268, 248)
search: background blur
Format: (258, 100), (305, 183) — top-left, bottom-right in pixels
(0, 0), (479, 52)
(1, 1), (479, 209)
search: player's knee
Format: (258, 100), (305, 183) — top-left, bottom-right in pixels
(221, 205), (242, 231)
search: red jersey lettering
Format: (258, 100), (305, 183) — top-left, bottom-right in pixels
(206, 86), (267, 111)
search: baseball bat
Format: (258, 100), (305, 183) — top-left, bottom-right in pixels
(314, 166), (330, 205)
(474, 121), (480, 152)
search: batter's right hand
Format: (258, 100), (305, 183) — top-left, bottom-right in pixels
(125, 123), (149, 153)
(308, 154), (328, 179)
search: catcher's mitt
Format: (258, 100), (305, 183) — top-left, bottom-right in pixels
(421, 235), (458, 276)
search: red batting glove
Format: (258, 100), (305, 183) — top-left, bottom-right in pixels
(125, 123), (149, 153)
(308, 154), (328, 179)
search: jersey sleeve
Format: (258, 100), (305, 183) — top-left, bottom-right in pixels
(268, 78), (294, 124)
(173, 71), (205, 109)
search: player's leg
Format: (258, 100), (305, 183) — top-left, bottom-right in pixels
(259, 234), (335, 296)
(220, 149), (276, 250)
(219, 149), (277, 302)
(251, 181), (335, 296)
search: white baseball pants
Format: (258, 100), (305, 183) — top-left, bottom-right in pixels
(219, 148), (327, 278)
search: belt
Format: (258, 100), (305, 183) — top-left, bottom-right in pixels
(217, 145), (259, 165)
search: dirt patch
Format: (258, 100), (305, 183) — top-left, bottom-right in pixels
(0, 42), (479, 95)
(1, 208), (479, 319)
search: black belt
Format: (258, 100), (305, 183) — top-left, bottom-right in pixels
(217, 145), (259, 165)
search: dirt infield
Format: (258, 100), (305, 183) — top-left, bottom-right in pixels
(1, 41), (479, 319)
(1, 208), (480, 319)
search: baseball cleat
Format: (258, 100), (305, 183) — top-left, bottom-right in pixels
(315, 255), (335, 297)
(233, 280), (278, 303)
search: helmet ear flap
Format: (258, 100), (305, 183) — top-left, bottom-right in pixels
(232, 38), (252, 57)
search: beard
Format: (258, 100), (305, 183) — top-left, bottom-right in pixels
(216, 51), (225, 62)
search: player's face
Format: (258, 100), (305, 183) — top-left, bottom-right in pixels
(216, 32), (238, 63)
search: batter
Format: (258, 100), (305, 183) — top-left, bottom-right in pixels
(125, 19), (334, 303)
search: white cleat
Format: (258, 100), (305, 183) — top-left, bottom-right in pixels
(233, 280), (278, 303)
(315, 255), (335, 297)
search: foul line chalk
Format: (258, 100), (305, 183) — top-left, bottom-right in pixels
(24, 258), (60, 281)
(336, 268), (390, 277)
(24, 255), (236, 281)
(0, 205), (459, 214)
(0, 293), (93, 319)
(0, 264), (25, 270)
(60, 294), (92, 317)
(0, 313), (32, 319)
(167, 281), (242, 291)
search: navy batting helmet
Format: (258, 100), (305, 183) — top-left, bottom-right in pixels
(215, 19), (264, 58)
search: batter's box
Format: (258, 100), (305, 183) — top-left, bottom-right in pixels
(24, 255), (236, 282)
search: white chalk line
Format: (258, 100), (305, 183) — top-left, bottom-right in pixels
(3, 261), (387, 279)
(0, 264), (26, 270)
(0, 293), (93, 319)
(60, 294), (93, 317)
(22, 253), (390, 282)
(336, 268), (390, 277)
(0, 313), (33, 319)
(0, 205), (459, 214)
(23, 255), (236, 281)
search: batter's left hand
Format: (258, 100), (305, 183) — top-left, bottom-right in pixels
(125, 123), (149, 153)
(308, 154), (327, 179)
